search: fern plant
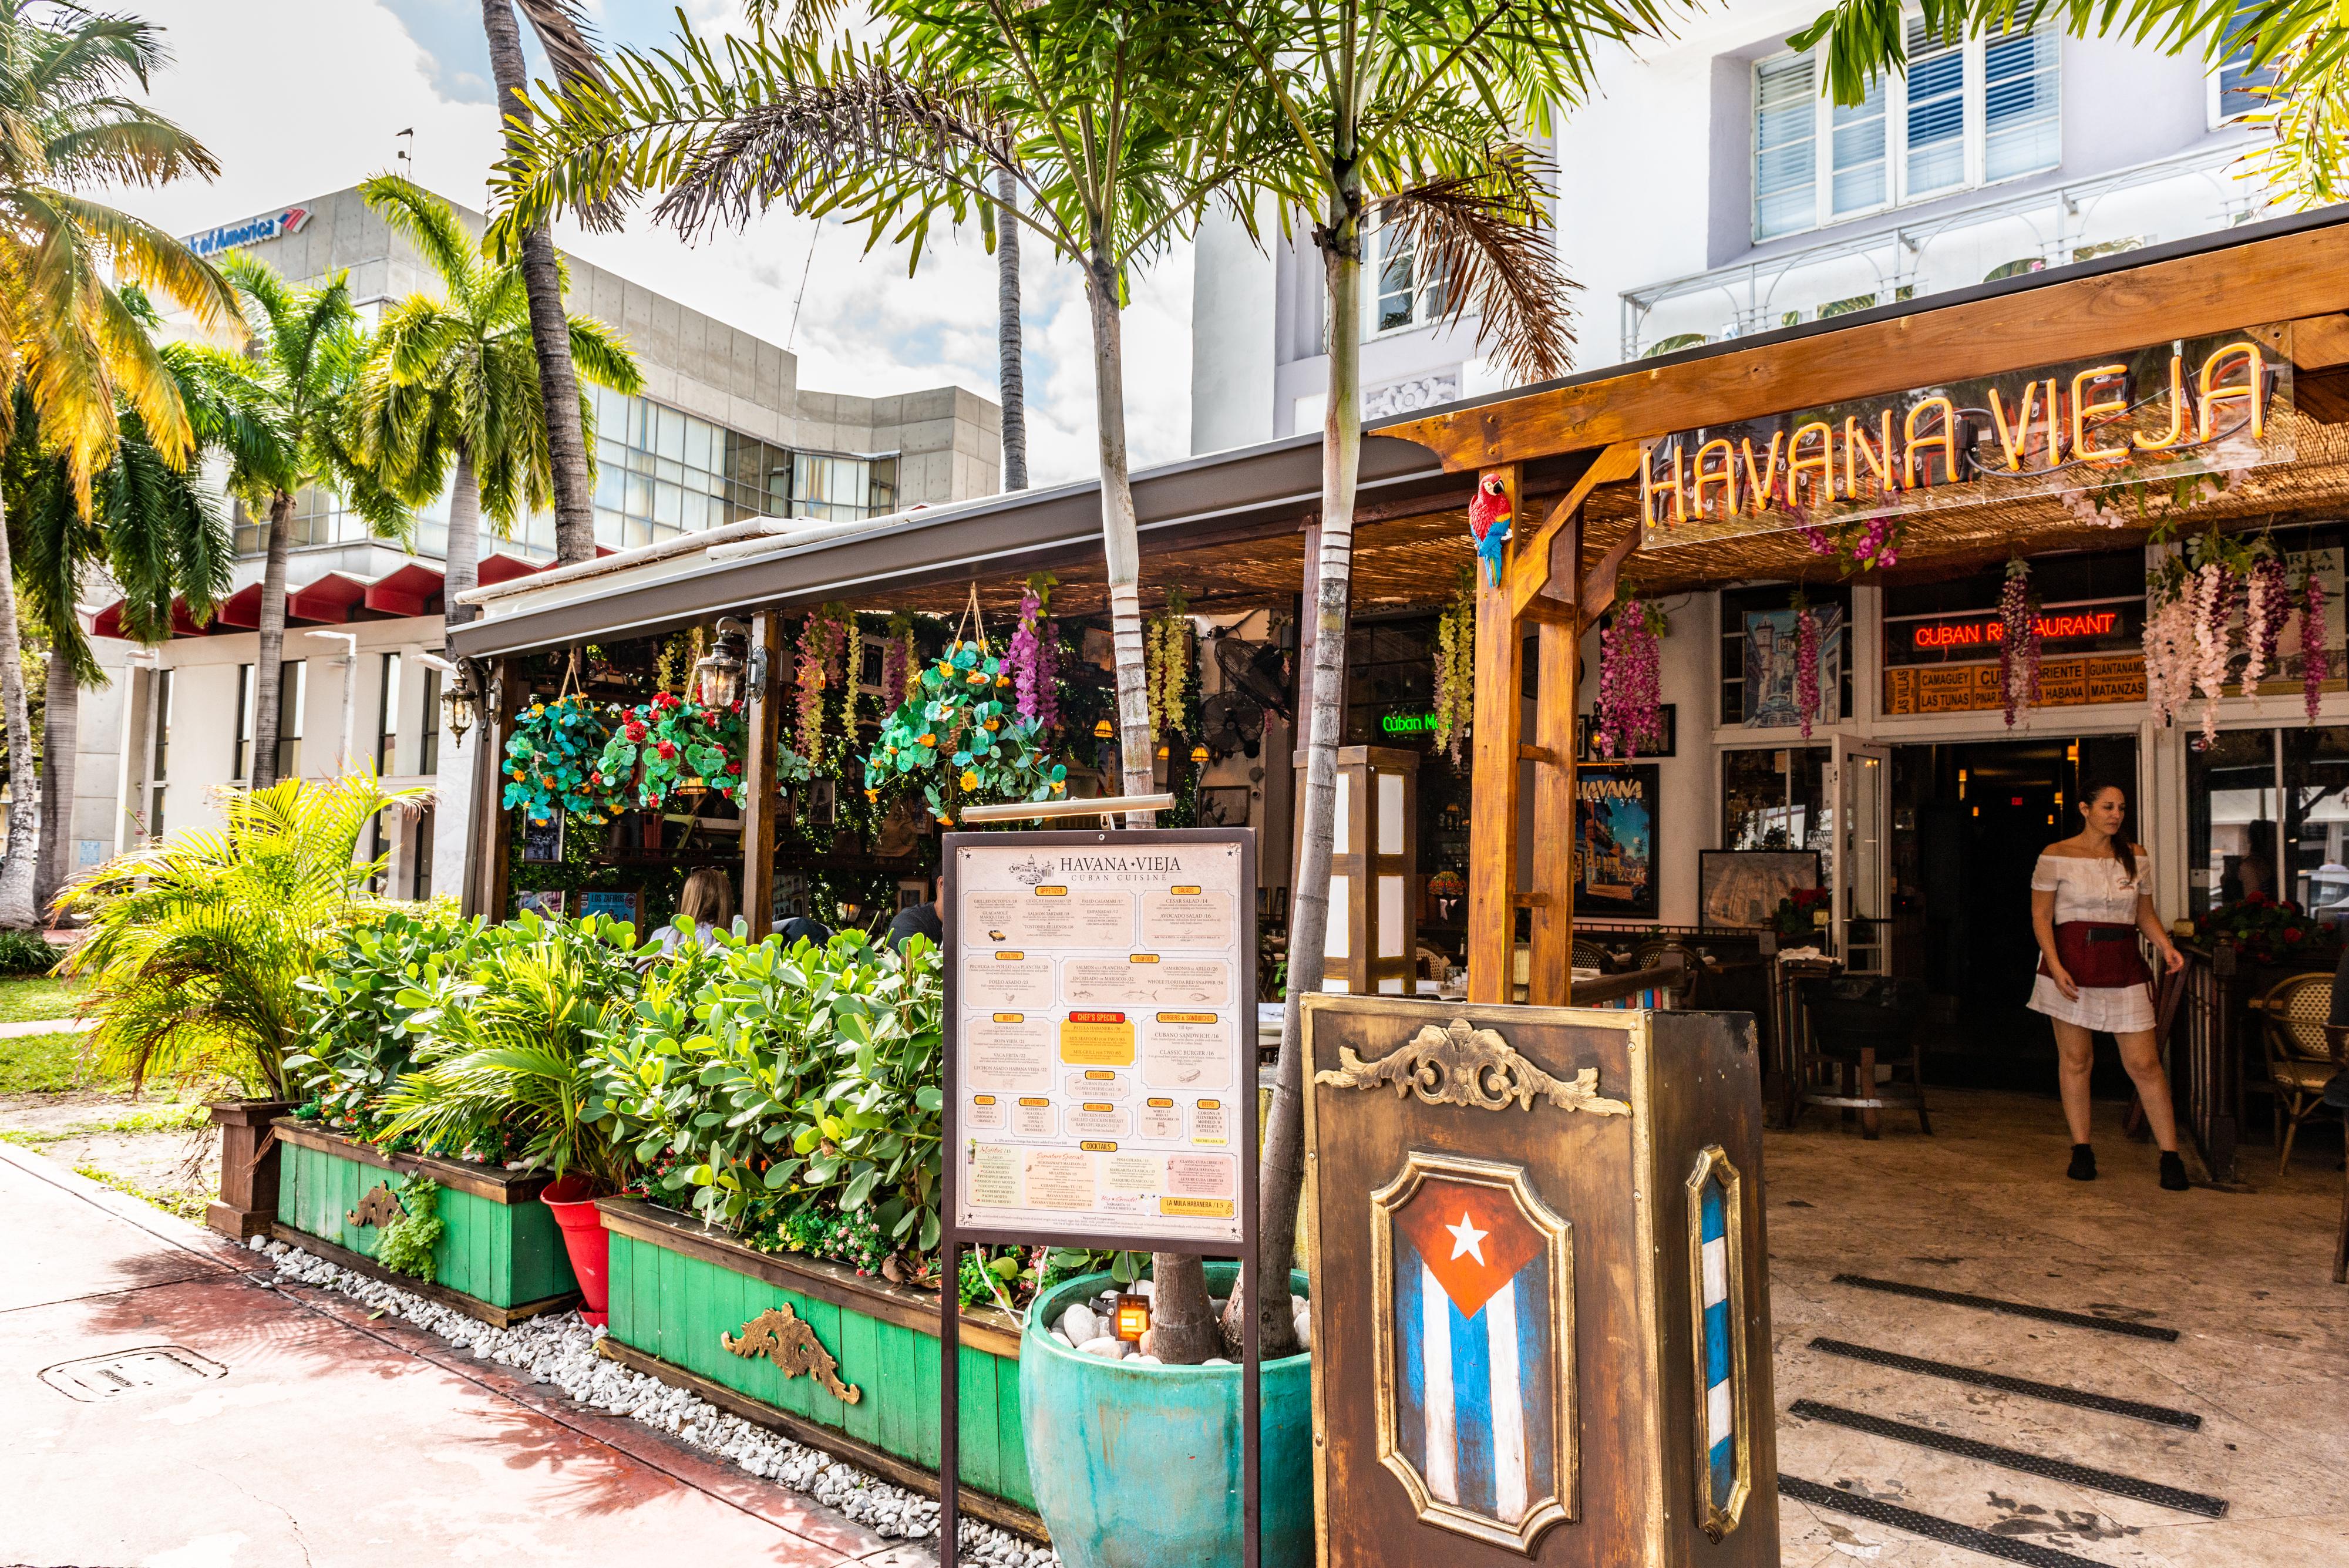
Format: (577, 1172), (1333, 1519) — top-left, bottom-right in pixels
(54, 775), (428, 1098)
(374, 1176), (445, 1280)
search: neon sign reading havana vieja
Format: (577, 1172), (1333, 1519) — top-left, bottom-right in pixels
(1640, 325), (2294, 550)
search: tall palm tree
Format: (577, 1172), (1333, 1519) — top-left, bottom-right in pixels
(0, 0), (242, 926)
(995, 166), (1025, 490)
(352, 174), (641, 629)
(185, 258), (402, 790)
(1219, 0), (1675, 1357)
(479, 0), (611, 564)
(496, 0), (1280, 1361)
(8, 303), (239, 907)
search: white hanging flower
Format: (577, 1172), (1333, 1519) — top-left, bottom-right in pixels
(2192, 563), (2230, 745)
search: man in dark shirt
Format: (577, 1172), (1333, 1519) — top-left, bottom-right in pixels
(886, 899), (943, 950)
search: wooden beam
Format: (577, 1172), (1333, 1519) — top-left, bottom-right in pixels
(1385, 226), (2349, 470)
(739, 610), (785, 941)
(1508, 442), (1645, 617)
(1466, 464), (1525, 1005)
(1526, 510), (1579, 1007)
(2291, 311), (2349, 369)
(1577, 530), (1641, 636)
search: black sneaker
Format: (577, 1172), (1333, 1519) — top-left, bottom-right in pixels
(2159, 1152), (2189, 1192)
(2067, 1144), (2097, 1182)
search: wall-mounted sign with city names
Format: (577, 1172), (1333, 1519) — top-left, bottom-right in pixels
(943, 829), (1255, 1249)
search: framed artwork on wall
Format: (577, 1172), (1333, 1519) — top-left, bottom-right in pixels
(1574, 764), (1660, 919)
(1576, 704), (1677, 760)
(514, 888), (566, 920)
(577, 889), (643, 927)
(1698, 849), (1822, 930)
(520, 816), (564, 864)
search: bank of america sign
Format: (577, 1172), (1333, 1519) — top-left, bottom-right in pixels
(183, 206), (312, 259)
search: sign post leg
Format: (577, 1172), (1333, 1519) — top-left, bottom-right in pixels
(940, 1230), (960, 1567)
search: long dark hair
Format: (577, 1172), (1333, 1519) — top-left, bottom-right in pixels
(2080, 780), (2135, 883)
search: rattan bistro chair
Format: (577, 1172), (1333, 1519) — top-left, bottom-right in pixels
(2249, 972), (2348, 1175)
(1571, 940), (1614, 975)
(1633, 940), (1701, 1007)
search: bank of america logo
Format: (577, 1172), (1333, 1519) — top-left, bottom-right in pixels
(1373, 1156), (1572, 1551)
(184, 206), (312, 260)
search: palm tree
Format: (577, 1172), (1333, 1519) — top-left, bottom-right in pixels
(54, 773), (430, 1099)
(0, 0), (243, 925)
(478, 0), (611, 564)
(8, 305), (239, 907)
(1795, 0), (2344, 201)
(186, 258), (403, 790)
(995, 165), (1026, 490)
(352, 174), (641, 628)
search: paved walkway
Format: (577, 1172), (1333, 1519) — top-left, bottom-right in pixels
(0, 1014), (89, 1038)
(0, 1146), (928, 1568)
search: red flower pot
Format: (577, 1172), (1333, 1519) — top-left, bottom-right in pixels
(541, 1176), (611, 1327)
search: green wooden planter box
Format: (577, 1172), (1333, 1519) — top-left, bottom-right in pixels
(596, 1197), (1042, 1539)
(271, 1120), (579, 1326)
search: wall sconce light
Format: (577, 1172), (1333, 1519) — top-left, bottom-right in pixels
(1189, 743), (1210, 765)
(440, 659), (481, 746)
(694, 618), (751, 708)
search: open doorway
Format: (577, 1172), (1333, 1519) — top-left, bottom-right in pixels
(1884, 732), (2139, 1091)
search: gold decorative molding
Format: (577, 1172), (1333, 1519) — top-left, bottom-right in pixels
(1685, 1145), (1752, 1542)
(1314, 1017), (1631, 1117)
(722, 1303), (862, 1404)
(347, 1182), (406, 1229)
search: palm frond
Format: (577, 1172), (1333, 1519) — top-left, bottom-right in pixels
(1371, 149), (1576, 385)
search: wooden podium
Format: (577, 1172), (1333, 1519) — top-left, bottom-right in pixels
(1302, 995), (1777, 1566)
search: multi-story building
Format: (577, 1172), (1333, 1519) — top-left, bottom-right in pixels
(76, 184), (999, 897)
(1190, 5), (2277, 450)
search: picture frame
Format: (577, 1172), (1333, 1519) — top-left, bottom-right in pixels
(1576, 705), (1677, 761)
(1698, 849), (1823, 931)
(1742, 606), (1843, 729)
(514, 887), (566, 920)
(1574, 763), (1660, 918)
(577, 888), (644, 928)
(520, 815), (565, 864)
(809, 776), (837, 829)
(1199, 784), (1253, 828)
(772, 872), (810, 924)
(897, 877), (930, 913)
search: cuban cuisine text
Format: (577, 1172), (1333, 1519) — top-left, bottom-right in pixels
(1640, 328), (2293, 549)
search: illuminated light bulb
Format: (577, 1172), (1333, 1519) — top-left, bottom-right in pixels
(1114, 1294), (1151, 1342)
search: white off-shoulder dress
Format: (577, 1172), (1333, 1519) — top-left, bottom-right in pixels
(2027, 852), (2156, 1033)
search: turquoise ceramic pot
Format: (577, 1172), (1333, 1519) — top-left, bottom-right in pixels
(1020, 1265), (1314, 1568)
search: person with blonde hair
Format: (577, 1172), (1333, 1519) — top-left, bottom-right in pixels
(653, 867), (735, 955)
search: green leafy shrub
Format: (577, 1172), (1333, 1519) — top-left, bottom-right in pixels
(375, 1176), (445, 1280)
(0, 928), (57, 975)
(286, 902), (484, 1140)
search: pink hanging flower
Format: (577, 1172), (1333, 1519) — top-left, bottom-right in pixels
(1799, 526), (1835, 557)
(2192, 563), (2232, 744)
(2242, 554), (2289, 702)
(1795, 604), (1820, 741)
(1005, 583), (1060, 729)
(1998, 560), (2036, 729)
(1594, 599), (1665, 758)
(2142, 576), (2195, 728)
(2303, 568), (2328, 722)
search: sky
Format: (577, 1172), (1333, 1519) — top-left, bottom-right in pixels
(105, 0), (1196, 488)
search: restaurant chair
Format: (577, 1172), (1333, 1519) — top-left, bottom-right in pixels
(1571, 939), (1613, 975)
(1633, 939), (1701, 1008)
(1796, 974), (1931, 1139)
(2249, 972), (2345, 1175)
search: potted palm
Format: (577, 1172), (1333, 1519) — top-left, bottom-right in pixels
(54, 775), (428, 1238)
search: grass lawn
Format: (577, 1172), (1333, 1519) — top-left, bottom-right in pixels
(0, 976), (86, 1025)
(0, 1030), (115, 1094)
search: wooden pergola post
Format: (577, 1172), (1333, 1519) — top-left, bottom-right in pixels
(471, 657), (516, 923)
(739, 609), (785, 940)
(1466, 465), (1524, 1004)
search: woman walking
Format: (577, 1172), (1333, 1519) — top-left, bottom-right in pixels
(2028, 781), (2190, 1189)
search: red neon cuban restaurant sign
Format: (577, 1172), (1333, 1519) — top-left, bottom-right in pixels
(1638, 325), (2294, 549)
(1909, 609), (2120, 650)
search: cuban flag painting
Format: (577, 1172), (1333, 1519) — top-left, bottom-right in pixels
(1698, 1178), (1736, 1513)
(1386, 1173), (1560, 1539)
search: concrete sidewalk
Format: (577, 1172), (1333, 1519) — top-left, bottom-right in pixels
(0, 1145), (928, 1568)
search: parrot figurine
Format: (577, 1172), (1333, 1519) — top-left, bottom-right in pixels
(1468, 473), (1513, 586)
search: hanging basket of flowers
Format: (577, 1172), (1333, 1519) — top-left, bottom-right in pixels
(500, 691), (615, 825)
(595, 692), (751, 811)
(863, 640), (1068, 826)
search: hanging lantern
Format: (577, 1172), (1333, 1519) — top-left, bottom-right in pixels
(693, 618), (751, 708)
(1156, 743), (1171, 759)
(1093, 718), (1115, 739)
(440, 660), (481, 746)
(1189, 742), (1210, 765)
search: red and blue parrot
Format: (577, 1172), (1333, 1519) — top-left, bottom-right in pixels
(1468, 473), (1513, 586)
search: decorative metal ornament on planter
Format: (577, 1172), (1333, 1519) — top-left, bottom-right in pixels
(502, 691), (615, 825)
(861, 640), (1066, 826)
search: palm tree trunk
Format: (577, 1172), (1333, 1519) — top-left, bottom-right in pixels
(0, 486), (40, 928)
(1082, 246), (1220, 1361)
(250, 490), (295, 790)
(1231, 183), (1367, 1361)
(996, 168), (1027, 492)
(483, 0), (595, 564)
(34, 651), (77, 910)
(443, 447), (484, 628)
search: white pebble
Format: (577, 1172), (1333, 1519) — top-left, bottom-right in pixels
(1058, 1304), (1099, 1345)
(1076, 1335), (1128, 1359)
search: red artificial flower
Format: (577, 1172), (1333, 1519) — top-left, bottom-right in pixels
(625, 722), (647, 742)
(2247, 890), (2272, 907)
(705, 711), (720, 728)
(657, 741), (676, 759)
(2286, 927), (2304, 943)
(725, 761), (741, 774)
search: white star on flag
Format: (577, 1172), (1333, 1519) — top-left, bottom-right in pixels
(1446, 1213), (1488, 1264)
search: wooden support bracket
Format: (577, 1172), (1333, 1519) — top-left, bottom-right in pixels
(1509, 440), (1645, 618)
(1577, 530), (1642, 635)
(1518, 744), (1555, 763)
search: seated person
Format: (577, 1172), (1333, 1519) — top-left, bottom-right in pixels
(651, 868), (733, 955)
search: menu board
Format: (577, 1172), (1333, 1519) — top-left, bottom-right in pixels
(945, 830), (1252, 1248)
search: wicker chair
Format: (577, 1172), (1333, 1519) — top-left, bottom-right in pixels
(1632, 940), (1701, 1007)
(2249, 972), (2346, 1175)
(1571, 940), (1613, 975)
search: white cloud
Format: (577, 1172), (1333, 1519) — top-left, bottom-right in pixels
(106, 0), (1192, 487)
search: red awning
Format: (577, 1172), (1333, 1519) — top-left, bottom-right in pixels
(86, 546), (610, 641)
(365, 562), (444, 618)
(287, 572), (372, 623)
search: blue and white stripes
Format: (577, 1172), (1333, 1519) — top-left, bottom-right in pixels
(1698, 1177), (1736, 1511)
(1395, 1248), (1556, 1525)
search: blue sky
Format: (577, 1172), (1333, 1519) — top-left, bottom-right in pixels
(107, 0), (1196, 487)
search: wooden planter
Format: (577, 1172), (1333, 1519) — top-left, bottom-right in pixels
(271, 1120), (580, 1327)
(206, 1099), (296, 1240)
(595, 1196), (1043, 1540)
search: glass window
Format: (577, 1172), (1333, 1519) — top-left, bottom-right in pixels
(1830, 79), (1888, 215)
(277, 660), (304, 779)
(1904, 16), (1967, 194)
(1755, 53), (1818, 239)
(377, 652), (402, 774)
(2216, 0), (2276, 119)
(1723, 746), (1836, 882)
(418, 665), (440, 778)
(2283, 726), (2349, 924)
(1985, 25), (2061, 180)
(2188, 729), (2279, 917)
(152, 667), (173, 785)
(236, 663), (254, 779)
(1364, 211), (1451, 336)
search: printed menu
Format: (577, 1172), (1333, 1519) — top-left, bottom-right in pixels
(949, 835), (1249, 1246)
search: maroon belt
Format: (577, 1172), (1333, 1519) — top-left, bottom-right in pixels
(2041, 921), (2151, 989)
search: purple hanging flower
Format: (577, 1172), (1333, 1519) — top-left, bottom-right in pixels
(1795, 605), (1820, 741)
(1594, 599), (1665, 759)
(1998, 560), (2035, 729)
(2304, 568), (2328, 723)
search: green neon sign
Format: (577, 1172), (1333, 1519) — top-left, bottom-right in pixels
(1381, 711), (1439, 735)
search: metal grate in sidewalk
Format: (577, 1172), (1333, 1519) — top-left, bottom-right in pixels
(1808, 1337), (2203, 1429)
(1779, 1475), (2117, 1568)
(1830, 1273), (2181, 1341)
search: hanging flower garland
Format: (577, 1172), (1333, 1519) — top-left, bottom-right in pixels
(2242, 550), (2290, 703)
(501, 692), (614, 825)
(1793, 593), (1821, 741)
(1595, 598), (1668, 759)
(1145, 586), (1192, 743)
(2302, 562), (2329, 722)
(1998, 558), (2040, 729)
(879, 613), (917, 714)
(594, 692), (750, 810)
(2142, 556), (2196, 728)
(2190, 558), (2233, 744)
(794, 604), (853, 768)
(1799, 513), (1903, 572)
(1005, 571), (1062, 731)
(1431, 569), (1476, 764)
(863, 641), (1067, 825)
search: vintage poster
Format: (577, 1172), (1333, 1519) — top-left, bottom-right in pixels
(1744, 607), (1842, 729)
(947, 832), (1251, 1247)
(1574, 765), (1660, 919)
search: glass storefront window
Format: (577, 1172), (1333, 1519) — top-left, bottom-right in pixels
(2188, 729), (2285, 917)
(2284, 725), (2349, 924)
(1719, 584), (1852, 726)
(1722, 746), (1835, 883)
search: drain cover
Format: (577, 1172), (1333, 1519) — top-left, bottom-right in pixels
(41, 1345), (226, 1403)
